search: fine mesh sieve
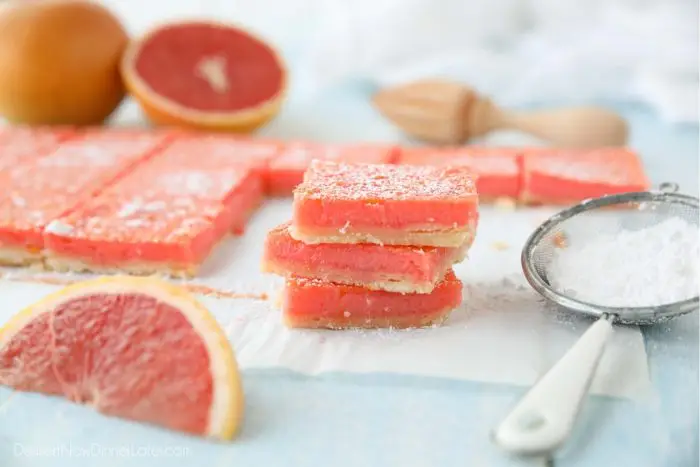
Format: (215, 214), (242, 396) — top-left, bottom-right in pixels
(493, 182), (700, 457)
(523, 181), (699, 325)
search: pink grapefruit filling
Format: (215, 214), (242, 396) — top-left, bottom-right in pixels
(266, 142), (399, 196)
(0, 226), (44, 251)
(399, 147), (522, 199)
(0, 134), (171, 255)
(293, 198), (478, 231)
(522, 148), (650, 202)
(225, 172), (264, 234)
(292, 161), (479, 232)
(264, 222), (463, 291)
(525, 174), (648, 202)
(283, 271), (463, 329)
(44, 198), (235, 266)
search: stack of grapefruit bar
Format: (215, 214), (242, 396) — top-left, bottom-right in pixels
(263, 160), (479, 329)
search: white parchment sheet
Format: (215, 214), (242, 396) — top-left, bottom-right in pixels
(0, 199), (651, 400)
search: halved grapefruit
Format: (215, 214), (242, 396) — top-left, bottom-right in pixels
(121, 20), (287, 134)
(0, 276), (244, 440)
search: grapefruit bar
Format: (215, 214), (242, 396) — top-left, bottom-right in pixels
(267, 142), (399, 195)
(291, 161), (479, 247)
(282, 270), (463, 329)
(0, 132), (172, 266)
(264, 222), (469, 294)
(43, 192), (237, 277)
(521, 147), (650, 204)
(43, 156), (260, 276)
(399, 146), (522, 201)
(112, 135), (266, 234)
(151, 134), (281, 176)
(0, 126), (76, 171)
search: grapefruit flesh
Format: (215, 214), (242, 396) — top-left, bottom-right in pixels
(122, 21), (286, 133)
(0, 277), (243, 439)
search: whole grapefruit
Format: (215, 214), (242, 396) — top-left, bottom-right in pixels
(0, 0), (129, 126)
(121, 20), (287, 134)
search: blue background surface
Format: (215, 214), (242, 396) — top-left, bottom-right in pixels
(0, 44), (698, 466)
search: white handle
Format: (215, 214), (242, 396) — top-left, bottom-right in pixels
(492, 314), (614, 456)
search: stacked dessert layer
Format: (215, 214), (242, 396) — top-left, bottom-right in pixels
(263, 160), (479, 329)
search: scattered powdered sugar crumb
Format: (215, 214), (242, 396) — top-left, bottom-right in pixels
(548, 217), (699, 307)
(491, 241), (510, 251)
(44, 220), (74, 235)
(10, 194), (26, 207)
(462, 153), (519, 174)
(116, 199), (167, 218)
(156, 171), (240, 198)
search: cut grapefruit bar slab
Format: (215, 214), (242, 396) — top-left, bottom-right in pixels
(0, 133), (172, 266)
(521, 148), (650, 204)
(0, 126), (76, 171)
(267, 142), (399, 195)
(291, 161), (479, 247)
(264, 222), (468, 293)
(399, 147), (522, 201)
(150, 134), (281, 176)
(44, 193), (237, 277)
(44, 156), (261, 277)
(282, 271), (463, 329)
(107, 135), (266, 234)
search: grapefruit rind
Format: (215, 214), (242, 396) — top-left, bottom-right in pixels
(0, 276), (243, 440)
(120, 20), (287, 134)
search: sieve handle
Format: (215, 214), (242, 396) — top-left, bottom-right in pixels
(492, 314), (614, 456)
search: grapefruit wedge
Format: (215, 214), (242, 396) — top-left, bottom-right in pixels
(0, 276), (243, 440)
(121, 20), (287, 134)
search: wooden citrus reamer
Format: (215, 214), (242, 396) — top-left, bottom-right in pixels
(372, 80), (629, 147)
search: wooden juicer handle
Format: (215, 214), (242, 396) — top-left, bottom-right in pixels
(372, 80), (629, 148)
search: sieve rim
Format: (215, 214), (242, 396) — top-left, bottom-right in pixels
(521, 188), (700, 324)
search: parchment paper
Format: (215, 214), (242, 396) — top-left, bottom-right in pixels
(0, 199), (651, 400)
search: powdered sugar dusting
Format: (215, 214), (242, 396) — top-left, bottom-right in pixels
(36, 136), (162, 169)
(548, 217), (699, 307)
(271, 142), (393, 169)
(461, 153), (518, 174)
(149, 136), (280, 169)
(51, 194), (222, 243)
(527, 148), (645, 185)
(44, 220), (74, 235)
(273, 143), (316, 166)
(155, 170), (244, 198)
(402, 147), (519, 174)
(37, 144), (118, 167)
(297, 160), (477, 201)
(116, 198), (168, 218)
(537, 158), (632, 183)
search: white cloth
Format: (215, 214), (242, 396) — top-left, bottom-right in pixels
(106, 0), (699, 123)
(299, 0), (699, 122)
